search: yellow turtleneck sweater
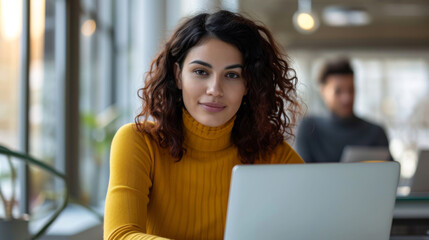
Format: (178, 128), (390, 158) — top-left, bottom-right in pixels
(104, 110), (304, 240)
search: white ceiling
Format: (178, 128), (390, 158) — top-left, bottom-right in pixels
(239, 0), (429, 49)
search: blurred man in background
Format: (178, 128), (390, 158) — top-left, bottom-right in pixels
(295, 58), (390, 163)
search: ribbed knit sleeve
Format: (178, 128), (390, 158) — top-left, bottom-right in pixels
(104, 123), (167, 240)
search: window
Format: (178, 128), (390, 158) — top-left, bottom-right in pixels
(292, 50), (429, 181)
(1, 0), (68, 226)
(0, 0), (23, 219)
(79, 0), (116, 205)
(0, 0), (21, 150)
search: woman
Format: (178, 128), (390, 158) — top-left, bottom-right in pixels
(104, 10), (303, 240)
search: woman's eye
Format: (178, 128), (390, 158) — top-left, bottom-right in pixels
(194, 69), (208, 76)
(226, 72), (240, 79)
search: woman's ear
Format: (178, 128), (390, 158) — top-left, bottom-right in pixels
(174, 63), (182, 90)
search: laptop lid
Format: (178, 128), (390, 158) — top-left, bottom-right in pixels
(224, 162), (400, 240)
(410, 149), (429, 194)
(340, 146), (391, 163)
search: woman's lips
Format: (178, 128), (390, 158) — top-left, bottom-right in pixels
(200, 102), (225, 112)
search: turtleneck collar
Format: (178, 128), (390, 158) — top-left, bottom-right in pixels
(328, 111), (359, 126)
(182, 108), (235, 152)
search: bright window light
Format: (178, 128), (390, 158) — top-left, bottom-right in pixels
(0, 0), (22, 40)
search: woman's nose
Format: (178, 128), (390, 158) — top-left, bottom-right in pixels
(206, 75), (223, 97)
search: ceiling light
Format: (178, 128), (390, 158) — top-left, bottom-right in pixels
(81, 19), (97, 37)
(293, 0), (319, 34)
(323, 6), (371, 27)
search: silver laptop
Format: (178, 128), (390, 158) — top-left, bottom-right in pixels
(340, 146), (391, 163)
(224, 162), (400, 240)
(409, 149), (429, 195)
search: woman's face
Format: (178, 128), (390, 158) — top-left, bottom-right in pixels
(175, 37), (247, 127)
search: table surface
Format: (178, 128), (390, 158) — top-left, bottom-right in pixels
(394, 196), (429, 218)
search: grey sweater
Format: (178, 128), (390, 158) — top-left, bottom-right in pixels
(294, 113), (389, 163)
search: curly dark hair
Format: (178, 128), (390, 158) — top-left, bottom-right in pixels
(135, 10), (301, 163)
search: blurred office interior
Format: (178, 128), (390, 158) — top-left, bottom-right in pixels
(0, 0), (428, 239)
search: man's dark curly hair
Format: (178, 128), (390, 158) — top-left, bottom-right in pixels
(135, 10), (301, 164)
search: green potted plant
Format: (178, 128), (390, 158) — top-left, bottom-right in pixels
(0, 151), (29, 239)
(81, 106), (119, 205)
(0, 145), (68, 240)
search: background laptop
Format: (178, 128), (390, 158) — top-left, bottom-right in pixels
(224, 162), (400, 240)
(340, 146), (391, 163)
(409, 149), (429, 195)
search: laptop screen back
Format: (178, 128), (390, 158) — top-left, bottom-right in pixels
(224, 162), (400, 240)
(340, 146), (391, 163)
(410, 149), (429, 194)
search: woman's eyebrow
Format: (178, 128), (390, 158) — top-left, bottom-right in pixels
(190, 60), (212, 68)
(225, 64), (243, 69)
(189, 60), (243, 70)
